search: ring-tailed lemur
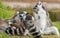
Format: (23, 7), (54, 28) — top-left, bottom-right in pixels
(0, 10), (42, 38)
(15, 10), (42, 38)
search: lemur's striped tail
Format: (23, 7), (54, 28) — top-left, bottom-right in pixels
(23, 13), (42, 38)
(29, 24), (42, 38)
(24, 20), (42, 38)
(5, 26), (25, 36)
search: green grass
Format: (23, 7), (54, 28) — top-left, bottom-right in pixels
(0, 0), (15, 18)
(53, 21), (60, 32)
(0, 32), (60, 38)
(0, 32), (32, 38)
(0, 8), (15, 18)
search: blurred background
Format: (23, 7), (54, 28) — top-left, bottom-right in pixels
(0, 0), (60, 38)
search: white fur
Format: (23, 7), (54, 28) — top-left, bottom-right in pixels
(24, 29), (30, 36)
(24, 11), (27, 14)
(8, 20), (12, 24)
(33, 1), (47, 32)
(16, 11), (19, 14)
(43, 26), (59, 36)
(33, 1), (60, 36)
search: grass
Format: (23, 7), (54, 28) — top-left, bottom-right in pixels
(53, 21), (60, 32)
(0, 8), (15, 18)
(0, 32), (60, 38)
(0, 0), (15, 18)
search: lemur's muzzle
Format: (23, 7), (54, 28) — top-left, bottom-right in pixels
(33, 7), (38, 14)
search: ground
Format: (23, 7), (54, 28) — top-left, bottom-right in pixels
(6, 35), (60, 38)
(0, 32), (60, 38)
(0, 21), (60, 38)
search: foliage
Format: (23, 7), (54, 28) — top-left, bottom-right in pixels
(49, 10), (56, 21)
(53, 21), (60, 32)
(49, 9), (60, 21)
(0, 0), (15, 18)
(0, 32), (60, 38)
(23, 7), (33, 15)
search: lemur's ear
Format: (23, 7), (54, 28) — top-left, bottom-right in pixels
(26, 13), (29, 15)
(16, 11), (19, 14)
(24, 11), (27, 14)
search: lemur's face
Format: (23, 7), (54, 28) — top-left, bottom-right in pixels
(33, 2), (42, 9)
(33, 2), (43, 13)
(16, 11), (27, 20)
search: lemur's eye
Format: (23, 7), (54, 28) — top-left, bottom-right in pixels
(19, 15), (22, 17)
(35, 5), (37, 7)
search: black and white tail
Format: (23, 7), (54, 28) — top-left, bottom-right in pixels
(23, 14), (42, 38)
(5, 19), (26, 36)
(5, 26), (25, 36)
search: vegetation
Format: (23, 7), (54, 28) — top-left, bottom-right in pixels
(53, 21), (60, 32)
(49, 9), (60, 21)
(0, 0), (15, 18)
(0, 32), (60, 38)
